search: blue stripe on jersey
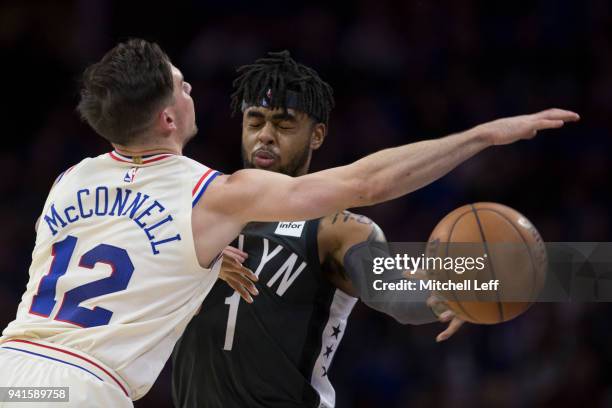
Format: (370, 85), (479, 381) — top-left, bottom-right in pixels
(1, 346), (104, 382)
(54, 166), (74, 185)
(192, 171), (221, 208)
(55, 170), (67, 184)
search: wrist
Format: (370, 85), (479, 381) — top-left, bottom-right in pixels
(467, 123), (496, 148)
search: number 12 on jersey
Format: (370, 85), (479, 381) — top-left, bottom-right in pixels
(29, 235), (134, 328)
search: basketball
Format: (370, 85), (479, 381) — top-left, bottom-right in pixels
(425, 203), (547, 324)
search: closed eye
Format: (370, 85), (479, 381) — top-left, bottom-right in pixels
(277, 121), (295, 130)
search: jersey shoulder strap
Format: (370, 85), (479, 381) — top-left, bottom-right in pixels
(176, 156), (222, 207)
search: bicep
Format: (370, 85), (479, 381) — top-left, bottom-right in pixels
(207, 168), (361, 224)
(321, 213), (387, 295)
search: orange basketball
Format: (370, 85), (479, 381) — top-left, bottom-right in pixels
(425, 203), (547, 324)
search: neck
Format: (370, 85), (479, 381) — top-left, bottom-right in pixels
(112, 144), (182, 157)
(295, 154), (312, 176)
(294, 165), (310, 176)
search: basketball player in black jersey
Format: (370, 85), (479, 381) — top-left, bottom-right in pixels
(172, 52), (466, 408)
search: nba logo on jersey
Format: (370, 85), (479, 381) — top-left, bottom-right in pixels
(123, 167), (139, 183)
(274, 221), (305, 238)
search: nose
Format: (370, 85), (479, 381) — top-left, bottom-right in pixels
(257, 122), (276, 145)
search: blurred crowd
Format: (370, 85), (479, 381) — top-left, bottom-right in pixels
(1, 1), (611, 407)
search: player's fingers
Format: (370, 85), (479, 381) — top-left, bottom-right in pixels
(227, 246), (249, 259)
(223, 246), (246, 261)
(223, 247), (239, 257)
(220, 260), (239, 276)
(436, 318), (464, 342)
(226, 278), (253, 303)
(535, 108), (580, 122)
(234, 274), (259, 296)
(240, 267), (259, 282)
(426, 293), (445, 308)
(228, 256), (248, 271)
(222, 255), (242, 267)
(535, 119), (565, 130)
(235, 286), (254, 303)
(223, 247), (247, 263)
(228, 264), (258, 283)
(438, 310), (454, 323)
(427, 295), (450, 318)
(219, 263), (241, 282)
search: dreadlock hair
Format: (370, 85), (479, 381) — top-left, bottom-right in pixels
(230, 51), (335, 126)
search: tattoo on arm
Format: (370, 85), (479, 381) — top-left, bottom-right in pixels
(331, 212), (340, 224)
(331, 211), (374, 225)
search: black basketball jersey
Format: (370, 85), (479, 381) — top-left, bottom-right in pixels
(172, 219), (357, 408)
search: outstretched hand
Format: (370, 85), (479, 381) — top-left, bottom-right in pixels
(477, 108), (580, 146)
(427, 294), (465, 342)
(404, 269), (465, 342)
(219, 247), (259, 303)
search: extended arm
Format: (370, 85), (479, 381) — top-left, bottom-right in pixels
(193, 109), (578, 268)
(205, 109), (579, 225)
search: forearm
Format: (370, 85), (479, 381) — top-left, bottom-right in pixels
(350, 127), (491, 207)
(369, 281), (437, 325)
(343, 241), (437, 325)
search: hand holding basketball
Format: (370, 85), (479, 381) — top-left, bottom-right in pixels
(427, 295), (465, 342)
(404, 269), (465, 342)
(476, 108), (580, 145)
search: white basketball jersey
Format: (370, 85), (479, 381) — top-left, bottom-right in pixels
(1, 151), (222, 400)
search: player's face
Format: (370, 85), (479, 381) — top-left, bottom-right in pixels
(170, 65), (197, 144)
(241, 107), (320, 176)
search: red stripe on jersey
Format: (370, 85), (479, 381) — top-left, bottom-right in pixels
(192, 168), (213, 196)
(8, 339), (129, 397)
(109, 151), (173, 164)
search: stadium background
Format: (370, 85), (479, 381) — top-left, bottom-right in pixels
(1, 1), (611, 406)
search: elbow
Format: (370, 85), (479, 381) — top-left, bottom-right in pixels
(353, 177), (388, 206)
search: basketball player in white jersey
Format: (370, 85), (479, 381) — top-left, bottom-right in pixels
(0, 39), (578, 407)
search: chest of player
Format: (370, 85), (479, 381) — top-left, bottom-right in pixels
(233, 221), (324, 304)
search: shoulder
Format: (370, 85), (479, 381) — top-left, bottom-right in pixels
(173, 155), (219, 175)
(201, 169), (282, 209)
(51, 157), (94, 186)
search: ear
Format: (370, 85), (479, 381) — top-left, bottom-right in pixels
(310, 123), (327, 151)
(159, 107), (177, 132)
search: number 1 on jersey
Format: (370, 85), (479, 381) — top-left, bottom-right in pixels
(222, 235), (246, 351)
(223, 292), (240, 351)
